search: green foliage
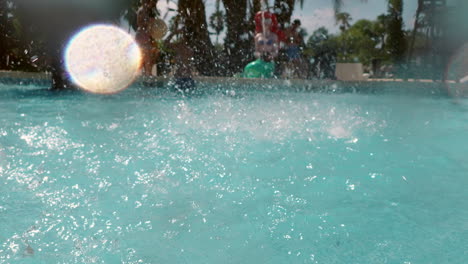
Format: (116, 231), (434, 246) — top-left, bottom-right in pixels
(306, 27), (333, 55)
(336, 19), (378, 64)
(305, 27), (337, 78)
(308, 15), (397, 68)
(335, 12), (352, 32)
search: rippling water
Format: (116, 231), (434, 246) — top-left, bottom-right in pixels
(0, 83), (467, 263)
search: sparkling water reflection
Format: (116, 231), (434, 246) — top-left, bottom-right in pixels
(0, 84), (467, 263)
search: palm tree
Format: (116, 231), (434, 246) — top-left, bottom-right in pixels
(333, 0), (369, 13)
(334, 0), (405, 64)
(407, 0), (422, 63)
(374, 14), (390, 53)
(335, 12), (352, 32)
(273, 0), (364, 29)
(273, 0), (304, 28)
(209, 0), (224, 44)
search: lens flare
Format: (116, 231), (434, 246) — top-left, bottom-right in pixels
(445, 42), (468, 97)
(65, 24), (142, 94)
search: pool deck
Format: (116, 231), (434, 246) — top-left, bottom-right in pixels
(0, 70), (460, 96)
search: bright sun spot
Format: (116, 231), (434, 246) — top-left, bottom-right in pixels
(64, 24), (142, 94)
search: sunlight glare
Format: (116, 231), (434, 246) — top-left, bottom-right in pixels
(64, 24), (142, 94)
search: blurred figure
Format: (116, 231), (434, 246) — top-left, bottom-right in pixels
(254, 26), (279, 61)
(284, 19), (308, 78)
(254, 11), (279, 60)
(243, 11), (279, 79)
(136, 0), (160, 77)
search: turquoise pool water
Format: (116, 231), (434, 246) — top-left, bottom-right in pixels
(0, 82), (467, 263)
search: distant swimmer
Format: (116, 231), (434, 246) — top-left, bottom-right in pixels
(283, 19), (308, 78)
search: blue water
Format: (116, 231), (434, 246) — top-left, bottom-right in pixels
(0, 83), (467, 263)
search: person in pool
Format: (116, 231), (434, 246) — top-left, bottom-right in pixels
(254, 12), (279, 60)
(244, 11), (279, 79)
(249, 33), (277, 78)
(285, 20), (303, 58)
(284, 19), (308, 78)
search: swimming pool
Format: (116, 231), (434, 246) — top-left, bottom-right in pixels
(0, 80), (467, 263)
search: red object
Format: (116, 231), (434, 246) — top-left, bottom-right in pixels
(254, 11), (286, 42)
(255, 11), (278, 33)
(276, 29), (286, 43)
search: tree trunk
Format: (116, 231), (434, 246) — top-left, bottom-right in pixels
(178, 0), (217, 76)
(386, 0), (406, 65)
(222, 0), (253, 75)
(407, 0), (422, 63)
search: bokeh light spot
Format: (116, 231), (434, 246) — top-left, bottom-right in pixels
(65, 24), (142, 94)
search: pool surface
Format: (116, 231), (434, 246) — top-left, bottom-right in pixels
(0, 82), (467, 263)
